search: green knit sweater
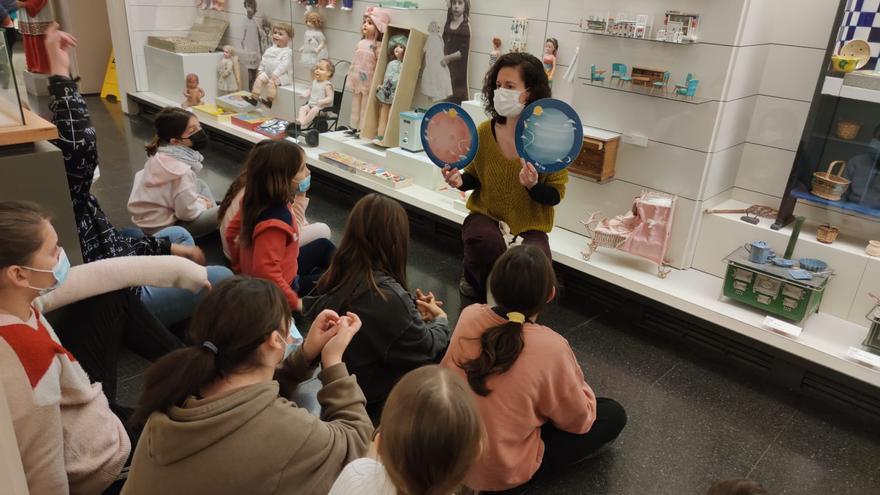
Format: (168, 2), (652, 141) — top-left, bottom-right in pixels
(463, 120), (568, 235)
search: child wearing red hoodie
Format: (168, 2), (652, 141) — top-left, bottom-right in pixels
(224, 140), (308, 312)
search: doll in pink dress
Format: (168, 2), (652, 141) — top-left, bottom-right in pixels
(345, 6), (389, 136)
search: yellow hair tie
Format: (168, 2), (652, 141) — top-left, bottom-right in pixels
(506, 312), (526, 324)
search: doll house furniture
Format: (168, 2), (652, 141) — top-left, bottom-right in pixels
(652, 71), (671, 94)
(581, 191), (678, 278)
(569, 132), (620, 183)
(591, 65), (606, 83)
(631, 66), (667, 86)
(675, 78), (699, 99)
(610, 63), (627, 83)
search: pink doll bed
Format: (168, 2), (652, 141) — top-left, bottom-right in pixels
(581, 191), (677, 278)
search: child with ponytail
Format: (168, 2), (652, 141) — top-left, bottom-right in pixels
(123, 276), (373, 495)
(441, 245), (626, 492)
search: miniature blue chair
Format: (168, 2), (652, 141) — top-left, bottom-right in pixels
(618, 65), (632, 85)
(652, 71), (671, 94)
(675, 78), (699, 99)
(673, 73), (693, 93)
(591, 64), (606, 83)
(610, 63), (627, 83)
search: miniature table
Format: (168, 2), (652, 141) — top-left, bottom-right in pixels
(631, 76), (652, 86)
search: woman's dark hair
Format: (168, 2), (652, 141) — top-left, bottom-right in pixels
(545, 37), (558, 54)
(0, 201), (52, 269)
(239, 140), (305, 247)
(446, 0), (470, 20)
(131, 276), (289, 426)
(379, 365), (484, 495)
(459, 245), (556, 396)
(315, 194), (409, 301)
(482, 52), (551, 124)
(145, 107), (195, 156)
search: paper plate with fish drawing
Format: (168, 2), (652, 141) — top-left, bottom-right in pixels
(515, 98), (584, 173)
(421, 102), (479, 170)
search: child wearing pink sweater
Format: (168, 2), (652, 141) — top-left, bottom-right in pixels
(0, 200), (209, 494)
(441, 245), (626, 492)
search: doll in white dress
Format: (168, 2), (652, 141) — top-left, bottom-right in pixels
(217, 45), (242, 95)
(297, 11), (329, 69)
(419, 20), (452, 101)
(244, 21), (293, 108)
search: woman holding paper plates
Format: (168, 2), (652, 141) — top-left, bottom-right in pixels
(442, 52), (567, 302)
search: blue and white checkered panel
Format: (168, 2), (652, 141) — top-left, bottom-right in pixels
(838, 0), (880, 70)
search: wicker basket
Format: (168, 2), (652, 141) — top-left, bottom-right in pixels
(147, 36), (212, 54)
(811, 160), (851, 201)
(816, 223), (839, 244)
(835, 120), (861, 140)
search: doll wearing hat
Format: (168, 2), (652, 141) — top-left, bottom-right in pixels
(375, 34), (407, 142)
(346, 6), (390, 135)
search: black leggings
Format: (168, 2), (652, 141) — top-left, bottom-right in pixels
(484, 398), (627, 494)
(296, 238), (336, 298)
(48, 289), (183, 404)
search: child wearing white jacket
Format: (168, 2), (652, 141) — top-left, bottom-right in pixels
(128, 107), (218, 238)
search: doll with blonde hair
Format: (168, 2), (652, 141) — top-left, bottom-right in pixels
(217, 45), (241, 95)
(245, 21), (294, 108)
(298, 11), (329, 68)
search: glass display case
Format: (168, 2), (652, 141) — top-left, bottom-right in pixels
(0, 34), (26, 129)
(774, 1), (880, 228)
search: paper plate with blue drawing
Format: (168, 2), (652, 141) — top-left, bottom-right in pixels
(515, 98), (583, 173)
(421, 102), (478, 170)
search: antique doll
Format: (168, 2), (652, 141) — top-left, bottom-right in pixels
(296, 59), (335, 128)
(197, 0), (224, 10)
(182, 73), (205, 108)
(543, 37), (558, 83)
(298, 11), (329, 69)
(244, 21), (293, 108)
(489, 37), (502, 67)
(375, 34), (407, 142)
(346, 6), (389, 135)
(419, 20), (452, 101)
(442, 0), (471, 103)
(217, 45), (242, 95)
(241, 0), (266, 88)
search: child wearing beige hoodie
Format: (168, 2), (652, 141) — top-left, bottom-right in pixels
(128, 107), (219, 238)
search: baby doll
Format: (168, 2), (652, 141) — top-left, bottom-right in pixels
(197, 0), (224, 10)
(217, 45), (242, 95)
(419, 20), (452, 101)
(346, 6), (389, 135)
(375, 34), (407, 141)
(298, 11), (329, 69)
(297, 59), (335, 128)
(543, 37), (558, 83)
(182, 73), (205, 108)
(245, 21), (294, 108)
(489, 37), (502, 67)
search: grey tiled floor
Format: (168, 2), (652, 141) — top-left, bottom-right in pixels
(50, 94), (880, 495)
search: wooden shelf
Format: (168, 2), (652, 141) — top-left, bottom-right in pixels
(0, 108), (58, 147)
(572, 29), (699, 46)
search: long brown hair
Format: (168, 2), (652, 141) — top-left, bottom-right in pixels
(217, 168), (246, 226)
(131, 276), (289, 426)
(459, 245), (556, 396)
(315, 193), (409, 299)
(239, 140), (305, 248)
(379, 365), (484, 495)
(145, 107), (194, 156)
(0, 201), (52, 269)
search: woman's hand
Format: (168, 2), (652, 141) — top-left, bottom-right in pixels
(442, 166), (463, 188)
(321, 312), (362, 368)
(302, 309), (340, 362)
(519, 159), (539, 189)
(171, 244), (207, 266)
(45, 22), (77, 77)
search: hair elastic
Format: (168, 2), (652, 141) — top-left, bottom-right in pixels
(506, 312), (526, 324)
(202, 341), (219, 354)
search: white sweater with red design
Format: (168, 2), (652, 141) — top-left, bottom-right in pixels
(0, 256), (208, 495)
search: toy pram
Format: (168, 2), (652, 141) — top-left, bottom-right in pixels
(581, 191), (677, 278)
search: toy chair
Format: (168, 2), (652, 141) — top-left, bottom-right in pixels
(291, 61), (349, 146)
(610, 63), (627, 83)
(675, 78), (699, 99)
(618, 67), (633, 85)
(652, 71), (671, 95)
(591, 64), (606, 83)
(581, 191), (678, 278)
(673, 73), (693, 93)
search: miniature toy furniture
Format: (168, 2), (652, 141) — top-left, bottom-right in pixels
(591, 64), (606, 82)
(618, 67), (633, 85)
(675, 78), (699, 98)
(570, 133), (620, 182)
(291, 61), (349, 147)
(581, 191), (677, 278)
(631, 66), (667, 84)
(631, 76), (651, 87)
(652, 71), (671, 94)
(610, 63), (627, 83)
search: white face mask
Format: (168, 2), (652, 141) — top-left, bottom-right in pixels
(493, 87), (525, 118)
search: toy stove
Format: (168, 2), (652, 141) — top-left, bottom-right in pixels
(399, 110), (424, 152)
(863, 304), (880, 354)
(722, 247), (831, 323)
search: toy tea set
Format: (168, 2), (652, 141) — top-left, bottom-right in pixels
(722, 219), (833, 323)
